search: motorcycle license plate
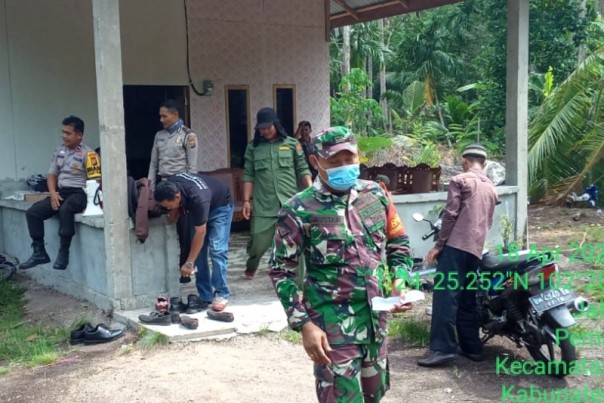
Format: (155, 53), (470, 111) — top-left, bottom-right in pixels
(529, 288), (576, 313)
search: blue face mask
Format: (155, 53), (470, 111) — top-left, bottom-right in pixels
(321, 163), (360, 191)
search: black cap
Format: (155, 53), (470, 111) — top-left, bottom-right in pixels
(255, 107), (279, 130)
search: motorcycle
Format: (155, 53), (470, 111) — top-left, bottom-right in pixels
(0, 254), (17, 281)
(409, 212), (588, 378)
(565, 184), (599, 208)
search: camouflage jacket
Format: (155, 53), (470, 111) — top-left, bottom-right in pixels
(268, 179), (413, 345)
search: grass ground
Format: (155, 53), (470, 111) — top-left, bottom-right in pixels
(0, 280), (87, 375)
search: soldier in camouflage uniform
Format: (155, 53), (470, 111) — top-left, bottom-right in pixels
(269, 127), (414, 403)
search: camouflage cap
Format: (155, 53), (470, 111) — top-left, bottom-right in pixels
(310, 126), (358, 158)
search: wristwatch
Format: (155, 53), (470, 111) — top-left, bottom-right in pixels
(185, 261), (194, 268)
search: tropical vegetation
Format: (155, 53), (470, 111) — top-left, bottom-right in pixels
(329, 0), (604, 204)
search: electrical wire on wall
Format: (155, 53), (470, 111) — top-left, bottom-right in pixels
(183, 0), (207, 96)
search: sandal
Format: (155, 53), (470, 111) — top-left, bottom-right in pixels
(240, 268), (256, 280)
(155, 295), (170, 313)
(207, 309), (234, 323)
(211, 296), (228, 312)
(180, 315), (199, 330)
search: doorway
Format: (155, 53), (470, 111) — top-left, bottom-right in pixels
(122, 85), (190, 179)
(225, 85), (250, 168)
(273, 84), (296, 137)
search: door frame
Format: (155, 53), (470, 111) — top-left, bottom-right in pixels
(224, 84), (251, 168)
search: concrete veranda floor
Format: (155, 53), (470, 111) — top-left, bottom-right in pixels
(114, 231), (289, 341)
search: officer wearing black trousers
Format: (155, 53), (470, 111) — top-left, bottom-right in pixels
(19, 116), (99, 271)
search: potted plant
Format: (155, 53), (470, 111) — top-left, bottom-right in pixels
(409, 142), (441, 193)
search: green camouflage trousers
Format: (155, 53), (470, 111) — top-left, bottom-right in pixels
(314, 342), (389, 403)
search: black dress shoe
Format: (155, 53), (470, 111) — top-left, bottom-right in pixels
(83, 324), (125, 345)
(186, 294), (209, 314)
(458, 347), (485, 362)
(138, 311), (172, 326)
(53, 247), (69, 270)
(417, 351), (457, 367)
(70, 322), (94, 345)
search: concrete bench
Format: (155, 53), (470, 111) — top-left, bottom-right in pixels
(0, 199), (179, 311)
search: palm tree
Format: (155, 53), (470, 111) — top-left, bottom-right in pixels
(528, 47), (604, 203)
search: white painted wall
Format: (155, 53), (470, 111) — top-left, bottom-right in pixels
(0, 0), (330, 180)
(0, 0), (98, 182)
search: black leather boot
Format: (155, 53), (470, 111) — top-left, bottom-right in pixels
(19, 242), (51, 269)
(53, 247), (69, 270)
(170, 297), (186, 313)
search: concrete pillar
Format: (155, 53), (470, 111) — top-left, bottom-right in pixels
(505, 0), (529, 244)
(92, 0), (132, 308)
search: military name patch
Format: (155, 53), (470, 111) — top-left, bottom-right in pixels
(279, 146), (290, 151)
(358, 201), (383, 219)
(354, 193), (379, 210)
(309, 215), (344, 225)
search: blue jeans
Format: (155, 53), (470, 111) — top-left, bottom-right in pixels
(191, 204), (233, 301)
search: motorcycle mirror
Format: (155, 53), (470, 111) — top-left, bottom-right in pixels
(412, 213), (425, 222)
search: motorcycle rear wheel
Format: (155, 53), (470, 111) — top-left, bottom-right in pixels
(526, 323), (577, 378)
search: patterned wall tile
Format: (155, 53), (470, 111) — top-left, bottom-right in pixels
(187, 0), (329, 171)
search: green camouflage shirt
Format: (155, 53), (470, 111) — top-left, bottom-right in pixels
(269, 178), (413, 345)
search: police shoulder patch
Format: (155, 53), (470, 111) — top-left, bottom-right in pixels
(186, 133), (197, 149)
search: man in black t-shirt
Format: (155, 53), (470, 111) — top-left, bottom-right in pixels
(154, 173), (234, 312)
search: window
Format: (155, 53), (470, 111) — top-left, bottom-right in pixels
(273, 84), (296, 137)
(225, 85), (251, 168)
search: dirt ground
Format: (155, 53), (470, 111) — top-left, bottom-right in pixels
(1, 205), (604, 403)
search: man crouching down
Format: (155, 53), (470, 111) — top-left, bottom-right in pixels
(268, 126), (414, 403)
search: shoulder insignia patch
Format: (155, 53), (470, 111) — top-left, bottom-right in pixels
(186, 133), (197, 149)
(296, 143), (303, 152)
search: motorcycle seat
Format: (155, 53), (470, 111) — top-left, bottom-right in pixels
(481, 250), (530, 271)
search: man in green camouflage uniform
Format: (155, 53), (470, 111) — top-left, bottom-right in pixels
(241, 107), (311, 279)
(269, 126), (414, 403)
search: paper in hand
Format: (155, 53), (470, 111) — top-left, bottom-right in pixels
(371, 290), (425, 311)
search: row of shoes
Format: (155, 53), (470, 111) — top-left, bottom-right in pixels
(138, 311), (199, 329)
(70, 323), (125, 345)
(167, 295), (209, 314)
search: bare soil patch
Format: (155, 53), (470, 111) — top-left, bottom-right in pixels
(1, 206), (604, 402)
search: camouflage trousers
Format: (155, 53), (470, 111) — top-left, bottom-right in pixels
(314, 342), (389, 403)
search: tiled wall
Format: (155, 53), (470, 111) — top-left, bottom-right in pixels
(186, 0), (330, 170)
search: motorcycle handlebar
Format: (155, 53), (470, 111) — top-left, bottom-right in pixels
(422, 230), (436, 241)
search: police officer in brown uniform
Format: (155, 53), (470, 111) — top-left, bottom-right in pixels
(148, 99), (198, 188)
(20, 116), (100, 271)
(148, 99), (199, 273)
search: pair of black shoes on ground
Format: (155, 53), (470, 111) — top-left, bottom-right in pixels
(20, 242), (69, 270)
(70, 323), (125, 345)
(170, 295), (210, 315)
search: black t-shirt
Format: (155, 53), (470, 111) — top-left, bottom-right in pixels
(169, 173), (232, 226)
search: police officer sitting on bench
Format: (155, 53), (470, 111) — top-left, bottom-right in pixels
(20, 116), (100, 271)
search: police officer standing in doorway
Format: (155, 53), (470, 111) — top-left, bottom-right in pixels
(20, 116), (100, 271)
(148, 99), (198, 272)
(241, 107), (311, 280)
(148, 99), (198, 188)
